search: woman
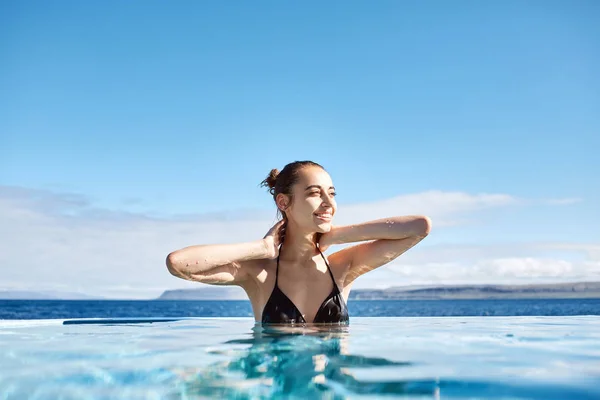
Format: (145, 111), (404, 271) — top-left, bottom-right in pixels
(166, 161), (431, 324)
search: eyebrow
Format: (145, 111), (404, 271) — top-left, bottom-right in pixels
(305, 185), (335, 191)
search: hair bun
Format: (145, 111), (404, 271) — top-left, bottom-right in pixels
(260, 168), (279, 195)
(267, 169), (279, 188)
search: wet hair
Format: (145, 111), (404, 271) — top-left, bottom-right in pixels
(260, 160), (325, 221)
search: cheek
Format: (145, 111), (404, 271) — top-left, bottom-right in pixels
(292, 200), (318, 218)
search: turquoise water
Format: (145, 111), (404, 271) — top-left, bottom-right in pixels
(1, 317), (599, 399)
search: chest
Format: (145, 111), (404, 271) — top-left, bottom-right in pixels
(277, 267), (337, 308)
(254, 259), (345, 323)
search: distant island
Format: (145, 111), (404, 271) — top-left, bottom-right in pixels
(156, 282), (600, 301)
(347, 282), (600, 300)
(3, 282), (599, 301)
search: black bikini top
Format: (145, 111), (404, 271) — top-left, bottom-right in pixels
(261, 246), (349, 324)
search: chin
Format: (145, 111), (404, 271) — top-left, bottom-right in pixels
(312, 213), (333, 232)
(315, 223), (332, 233)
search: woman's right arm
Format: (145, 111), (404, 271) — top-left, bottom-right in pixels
(165, 219), (286, 286)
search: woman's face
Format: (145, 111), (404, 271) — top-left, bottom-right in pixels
(280, 166), (337, 233)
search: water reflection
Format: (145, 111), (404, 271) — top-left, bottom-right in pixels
(175, 324), (438, 399)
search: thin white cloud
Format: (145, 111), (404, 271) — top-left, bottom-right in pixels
(335, 190), (518, 227)
(375, 257), (600, 287)
(541, 198), (583, 205)
(380, 241), (600, 265)
(0, 185), (589, 298)
(349, 241), (600, 289)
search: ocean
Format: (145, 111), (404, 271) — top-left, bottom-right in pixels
(1, 298), (599, 320)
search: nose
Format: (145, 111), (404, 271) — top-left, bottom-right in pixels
(322, 193), (334, 206)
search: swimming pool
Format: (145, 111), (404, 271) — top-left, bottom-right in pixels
(1, 317), (599, 399)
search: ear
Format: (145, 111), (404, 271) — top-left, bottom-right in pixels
(275, 193), (290, 212)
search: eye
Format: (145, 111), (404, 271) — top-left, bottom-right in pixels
(308, 191), (336, 197)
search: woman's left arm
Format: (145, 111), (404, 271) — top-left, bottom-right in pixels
(319, 215), (431, 286)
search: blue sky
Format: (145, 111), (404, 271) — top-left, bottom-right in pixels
(1, 1), (599, 298)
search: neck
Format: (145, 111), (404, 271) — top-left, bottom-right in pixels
(279, 223), (320, 263)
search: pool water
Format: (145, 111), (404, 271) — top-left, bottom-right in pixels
(1, 317), (599, 399)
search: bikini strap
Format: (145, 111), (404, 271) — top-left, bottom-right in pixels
(317, 246), (337, 283)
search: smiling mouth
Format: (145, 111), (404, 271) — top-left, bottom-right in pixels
(314, 212), (333, 221)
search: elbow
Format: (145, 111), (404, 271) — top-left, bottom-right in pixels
(166, 251), (184, 278)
